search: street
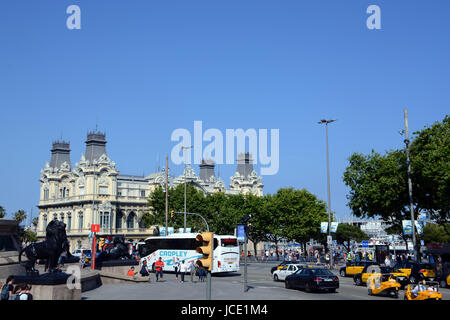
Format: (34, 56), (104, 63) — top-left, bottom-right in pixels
(82, 261), (450, 300)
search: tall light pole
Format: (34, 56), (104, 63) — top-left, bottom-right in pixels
(181, 145), (192, 232)
(403, 109), (419, 262)
(318, 119), (337, 269)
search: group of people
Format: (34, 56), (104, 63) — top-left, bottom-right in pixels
(1, 276), (33, 300)
(126, 257), (207, 283)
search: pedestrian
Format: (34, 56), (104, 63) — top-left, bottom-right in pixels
(18, 284), (33, 300)
(140, 260), (151, 282)
(80, 252), (86, 269)
(155, 257), (165, 282)
(384, 255), (391, 267)
(174, 258), (180, 280)
(180, 260), (187, 283)
(1, 275), (15, 300)
(190, 260), (196, 282)
(199, 265), (206, 282)
(10, 283), (25, 300)
(127, 266), (136, 276)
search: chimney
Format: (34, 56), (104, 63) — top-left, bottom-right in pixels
(50, 141), (71, 169)
(85, 131), (107, 164)
(199, 159), (215, 182)
(236, 153), (253, 178)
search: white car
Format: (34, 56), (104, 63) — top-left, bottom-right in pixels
(72, 248), (92, 259)
(273, 264), (306, 281)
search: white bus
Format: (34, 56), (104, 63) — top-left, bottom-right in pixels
(138, 233), (240, 273)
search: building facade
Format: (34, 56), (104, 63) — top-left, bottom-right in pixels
(37, 131), (264, 251)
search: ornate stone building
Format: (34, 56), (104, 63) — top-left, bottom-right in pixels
(37, 132), (264, 251)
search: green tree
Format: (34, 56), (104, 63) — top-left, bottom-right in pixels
(18, 228), (37, 245)
(335, 223), (369, 251)
(410, 115), (450, 226)
(13, 210), (27, 224)
(422, 223), (450, 244)
(0, 205), (5, 218)
(343, 150), (412, 248)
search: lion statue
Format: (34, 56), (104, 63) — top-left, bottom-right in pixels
(19, 220), (72, 275)
(95, 236), (131, 263)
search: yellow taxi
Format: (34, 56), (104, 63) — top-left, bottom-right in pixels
(354, 265), (409, 288)
(339, 261), (378, 277)
(394, 262), (436, 283)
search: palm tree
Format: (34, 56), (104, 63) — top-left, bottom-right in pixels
(13, 210), (27, 224)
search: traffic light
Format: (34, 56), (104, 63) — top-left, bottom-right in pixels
(195, 232), (214, 271)
(98, 237), (105, 250)
(171, 210), (175, 218)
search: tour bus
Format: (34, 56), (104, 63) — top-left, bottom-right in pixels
(138, 233), (240, 274)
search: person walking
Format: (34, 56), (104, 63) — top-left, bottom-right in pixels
(1, 275), (15, 300)
(80, 252), (86, 269)
(384, 255), (391, 267)
(174, 258), (180, 280)
(155, 257), (165, 282)
(18, 284), (33, 300)
(180, 260), (187, 283)
(190, 260), (196, 283)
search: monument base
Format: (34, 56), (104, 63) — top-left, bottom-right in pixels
(13, 272), (81, 300)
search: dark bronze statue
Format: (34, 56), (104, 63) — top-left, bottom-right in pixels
(96, 236), (132, 262)
(19, 220), (72, 275)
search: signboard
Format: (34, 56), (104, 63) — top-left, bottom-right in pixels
(362, 241), (369, 248)
(330, 222), (339, 233)
(402, 220), (412, 235)
(420, 240), (425, 246)
(160, 227), (166, 236)
(91, 224), (100, 233)
(237, 224), (246, 242)
(186, 228), (191, 233)
(415, 221), (423, 235)
(320, 222), (328, 234)
(327, 235), (332, 244)
(168, 227), (174, 236)
(418, 213), (427, 220)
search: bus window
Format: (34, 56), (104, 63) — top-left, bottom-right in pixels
(221, 238), (238, 247)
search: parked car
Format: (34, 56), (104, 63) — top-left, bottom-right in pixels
(353, 265), (409, 289)
(285, 267), (339, 293)
(270, 261), (297, 274)
(273, 264), (313, 281)
(393, 262), (436, 284)
(72, 248), (92, 260)
(339, 260), (378, 277)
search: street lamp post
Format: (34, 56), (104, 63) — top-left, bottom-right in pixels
(318, 119), (337, 269)
(403, 109), (419, 262)
(181, 146), (192, 232)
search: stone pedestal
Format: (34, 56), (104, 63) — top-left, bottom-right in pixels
(13, 272), (81, 300)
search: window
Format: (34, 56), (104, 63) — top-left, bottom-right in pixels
(42, 214), (48, 231)
(44, 188), (49, 200)
(99, 186), (108, 195)
(79, 186), (85, 196)
(67, 213), (72, 231)
(127, 213), (135, 229)
(78, 212), (84, 231)
(140, 190), (146, 198)
(116, 211), (123, 229)
(100, 211), (110, 230)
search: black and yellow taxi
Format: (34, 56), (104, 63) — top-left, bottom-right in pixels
(394, 262), (436, 284)
(270, 261), (298, 274)
(353, 265), (409, 288)
(339, 260), (378, 277)
(404, 281), (442, 300)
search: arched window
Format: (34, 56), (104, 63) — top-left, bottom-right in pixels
(127, 212), (136, 230)
(100, 211), (110, 231)
(67, 213), (72, 231)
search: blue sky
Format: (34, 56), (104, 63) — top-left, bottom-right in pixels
(0, 0), (449, 224)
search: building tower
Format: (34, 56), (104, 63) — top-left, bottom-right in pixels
(49, 141), (71, 169)
(85, 131), (107, 164)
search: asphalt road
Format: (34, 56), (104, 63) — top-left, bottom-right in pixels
(82, 261), (450, 300)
